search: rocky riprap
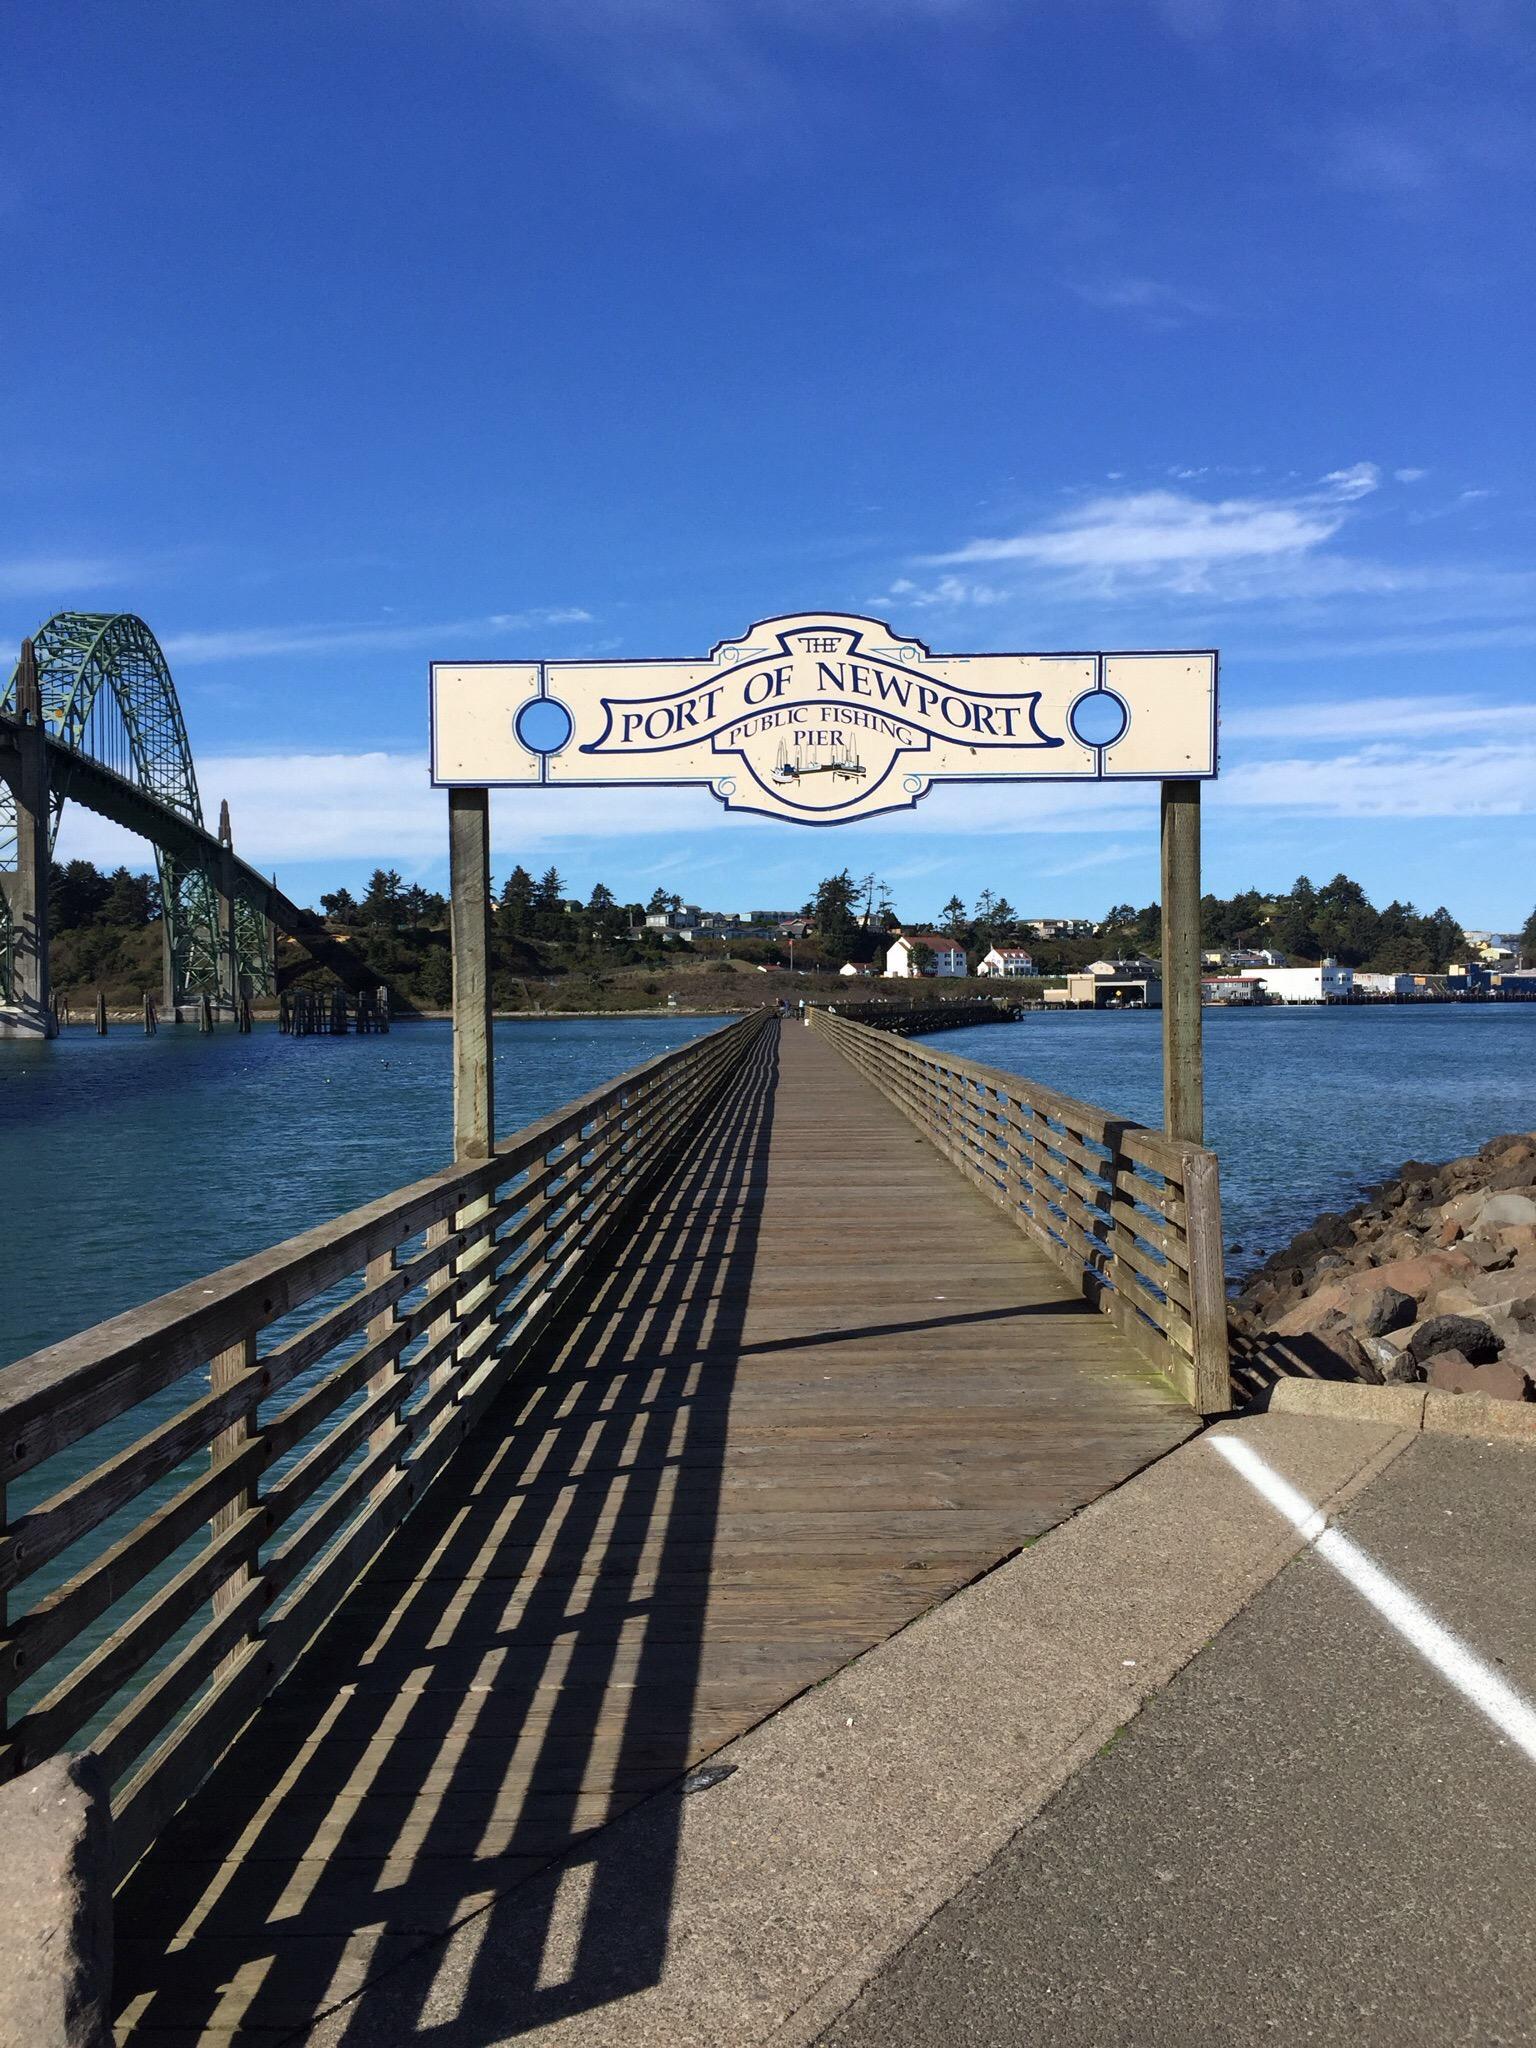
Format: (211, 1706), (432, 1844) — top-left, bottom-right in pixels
(1230, 1131), (1536, 1403)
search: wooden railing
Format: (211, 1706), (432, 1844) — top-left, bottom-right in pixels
(810, 1008), (1229, 1414)
(0, 1012), (771, 1878)
(820, 1000), (1022, 1034)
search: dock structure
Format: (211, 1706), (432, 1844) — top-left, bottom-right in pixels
(1, 1005), (1227, 2042)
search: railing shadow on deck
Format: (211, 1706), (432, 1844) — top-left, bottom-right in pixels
(112, 1024), (781, 2040)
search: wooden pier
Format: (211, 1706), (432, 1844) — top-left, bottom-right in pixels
(0, 1008), (1227, 2043)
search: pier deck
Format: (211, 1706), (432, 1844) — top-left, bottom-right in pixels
(113, 1023), (1195, 2041)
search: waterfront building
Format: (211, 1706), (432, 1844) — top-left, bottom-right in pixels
(1201, 975), (1262, 1005)
(1353, 971), (1418, 997)
(977, 945), (1037, 978)
(1239, 963), (1354, 1002)
(1057, 970), (1163, 1008)
(885, 933), (967, 978)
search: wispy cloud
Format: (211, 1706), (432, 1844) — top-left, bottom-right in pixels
(1226, 695), (1536, 742)
(474, 0), (997, 132)
(159, 609), (593, 664)
(1069, 276), (1219, 327)
(922, 467), (1379, 591)
(0, 554), (137, 599)
(1216, 742), (1536, 817)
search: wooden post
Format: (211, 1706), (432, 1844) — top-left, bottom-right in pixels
(448, 787), (494, 1160)
(95, 989), (108, 1035)
(1160, 779), (1203, 1145)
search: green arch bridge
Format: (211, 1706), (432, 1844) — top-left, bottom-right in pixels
(0, 612), (381, 1034)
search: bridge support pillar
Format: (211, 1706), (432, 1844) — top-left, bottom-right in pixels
(1160, 778), (1203, 1144)
(160, 914), (179, 1021)
(0, 641), (57, 1040)
(217, 802), (239, 1020)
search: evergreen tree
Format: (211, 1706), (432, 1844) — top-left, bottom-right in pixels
(359, 868), (405, 928)
(532, 866), (567, 939)
(99, 867), (154, 927)
(319, 886), (359, 924)
(50, 859), (111, 930)
(498, 865), (536, 936)
(810, 870), (862, 955)
(1522, 906), (1536, 967)
(939, 894), (968, 938)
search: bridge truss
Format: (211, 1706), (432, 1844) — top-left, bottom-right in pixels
(1, 612), (273, 1005)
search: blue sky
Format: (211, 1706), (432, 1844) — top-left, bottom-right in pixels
(4, 0), (1533, 928)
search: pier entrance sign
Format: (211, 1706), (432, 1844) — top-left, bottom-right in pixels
(431, 612), (1217, 826)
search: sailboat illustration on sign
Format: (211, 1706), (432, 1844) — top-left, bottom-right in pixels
(772, 735), (868, 784)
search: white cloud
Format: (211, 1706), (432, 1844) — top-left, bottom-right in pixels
(0, 555), (135, 598)
(1320, 462), (1381, 501)
(159, 609), (593, 665)
(55, 748), (733, 875)
(881, 574), (1010, 608)
(926, 489), (1347, 577)
(1226, 696), (1536, 742)
(1395, 467), (1428, 483)
(1215, 742), (1536, 817)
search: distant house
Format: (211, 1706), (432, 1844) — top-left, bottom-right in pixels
(1086, 956), (1160, 979)
(1202, 947), (1285, 969)
(1024, 917), (1098, 938)
(885, 933), (967, 978)
(976, 945), (1036, 979)
(1201, 975), (1261, 1005)
(777, 916), (815, 939)
(838, 961), (876, 978)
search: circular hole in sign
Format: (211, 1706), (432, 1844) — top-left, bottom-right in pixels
(1068, 690), (1130, 748)
(515, 697), (574, 755)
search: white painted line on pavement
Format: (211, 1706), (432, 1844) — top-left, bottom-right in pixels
(1210, 1434), (1536, 1764)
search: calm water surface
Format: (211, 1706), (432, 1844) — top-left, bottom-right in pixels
(0, 1015), (721, 1368)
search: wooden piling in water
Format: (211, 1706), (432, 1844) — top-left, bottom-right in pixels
(95, 990), (108, 1035)
(143, 993), (157, 1035)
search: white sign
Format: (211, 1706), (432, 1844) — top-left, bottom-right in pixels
(431, 613), (1217, 826)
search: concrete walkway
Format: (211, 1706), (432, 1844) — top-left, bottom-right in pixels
(825, 1428), (1536, 2048)
(286, 1410), (1536, 2048)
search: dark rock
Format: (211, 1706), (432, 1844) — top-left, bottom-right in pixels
(1352, 1286), (1417, 1339)
(1407, 1314), (1503, 1367)
(0, 1753), (113, 2048)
